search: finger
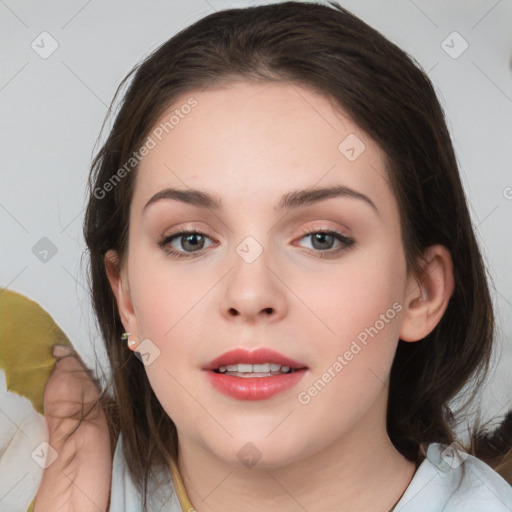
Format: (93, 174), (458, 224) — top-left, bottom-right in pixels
(51, 345), (92, 381)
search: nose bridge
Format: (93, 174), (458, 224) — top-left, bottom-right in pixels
(230, 233), (273, 296)
(220, 232), (287, 321)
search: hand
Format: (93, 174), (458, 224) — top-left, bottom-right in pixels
(34, 345), (112, 512)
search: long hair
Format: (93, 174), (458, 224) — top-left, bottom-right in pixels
(82, 1), (512, 505)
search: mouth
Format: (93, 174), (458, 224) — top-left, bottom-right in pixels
(203, 347), (308, 400)
(203, 347), (307, 373)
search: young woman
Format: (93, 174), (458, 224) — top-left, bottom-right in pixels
(35, 1), (512, 511)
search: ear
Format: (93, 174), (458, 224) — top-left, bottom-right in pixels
(105, 249), (140, 350)
(399, 245), (454, 342)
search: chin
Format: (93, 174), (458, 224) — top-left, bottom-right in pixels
(209, 435), (308, 470)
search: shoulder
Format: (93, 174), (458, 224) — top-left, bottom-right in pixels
(395, 442), (512, 511)
(110, 433), (182, 512)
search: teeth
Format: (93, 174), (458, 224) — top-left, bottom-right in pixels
(216, 363), (295, 374)
(253, 363), (270, 372)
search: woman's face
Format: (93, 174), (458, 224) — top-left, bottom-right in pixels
(118, 81), (412, 467)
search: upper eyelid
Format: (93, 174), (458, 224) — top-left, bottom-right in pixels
(160, 218), (351, 237)
(160, 226), (348, 238)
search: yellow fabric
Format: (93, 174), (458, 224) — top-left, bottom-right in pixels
(0, 289), (70, 415)
(168, 456), (196, 512)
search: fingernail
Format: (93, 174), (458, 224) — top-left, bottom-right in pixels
(52, 344), (73, 358)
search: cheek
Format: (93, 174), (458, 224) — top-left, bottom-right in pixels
(129, 252), (215, 340)
(291, 247), (406, 420)
(296, 246), (405, 350)
(127, 254), (215, 410)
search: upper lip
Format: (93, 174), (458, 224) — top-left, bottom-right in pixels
(203, 348), (308, 371)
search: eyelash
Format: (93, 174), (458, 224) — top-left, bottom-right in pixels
(158, 227), (355, 260)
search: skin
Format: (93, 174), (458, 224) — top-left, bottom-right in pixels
(39, 80), (454, 511)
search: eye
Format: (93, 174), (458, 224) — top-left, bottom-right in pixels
(158, 228), (355, 260)
(296, 228), (355, 258)
(158, 229), (215, 259)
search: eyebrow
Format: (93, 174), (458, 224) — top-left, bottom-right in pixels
(143, 184), (379, 216)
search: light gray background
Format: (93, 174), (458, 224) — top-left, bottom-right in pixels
(1, 0), (511, 433)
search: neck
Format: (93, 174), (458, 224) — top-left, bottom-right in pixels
(175, 402), (417, 511)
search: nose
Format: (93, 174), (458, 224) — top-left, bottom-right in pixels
(219, 244), (288, 324)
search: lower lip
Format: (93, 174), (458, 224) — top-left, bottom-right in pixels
(205, 369), (307, 400)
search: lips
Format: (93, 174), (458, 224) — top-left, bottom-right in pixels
(203, 348), (308, 401)
(203, 348), (307, 371)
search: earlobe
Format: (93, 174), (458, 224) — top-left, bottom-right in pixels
(104, 250), (138, 340)
(399, 245), (454, 343)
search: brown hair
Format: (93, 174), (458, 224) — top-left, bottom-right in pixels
(83, 0), (512, 505)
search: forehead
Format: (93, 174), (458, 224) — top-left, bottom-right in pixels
(132, 81), (394, 215)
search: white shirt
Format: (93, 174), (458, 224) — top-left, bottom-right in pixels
(110, 434), (512, 511)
